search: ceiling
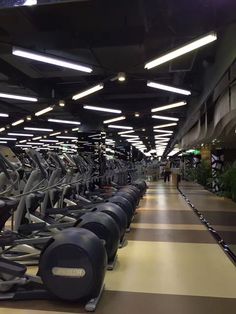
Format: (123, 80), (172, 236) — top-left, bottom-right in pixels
(0, 0), (235, 154)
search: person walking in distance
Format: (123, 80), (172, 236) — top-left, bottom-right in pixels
(164, 159), (171, 182)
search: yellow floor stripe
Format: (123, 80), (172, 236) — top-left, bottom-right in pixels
(131, 223), (206, 231)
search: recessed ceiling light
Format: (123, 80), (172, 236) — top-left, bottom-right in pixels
(134, 113), (140, 117)
(72, 83), (104, 101)
(118, 72), (126, 82)
(147, 81), (191, 95)
(145, 32), (217, 69)
(26, 116), (32, 121)
(0, 113), (9, 117)
(8, 133), (33, 137)
(13, 47), (92, 73)
(12, 119), (24, 126)
(153, 123), (177, 129)
(103, 116), (126, 124)
(83, 105), (121, 114)
(35, 106), (53, 116)
(108, 125), (133, 130)
(0, 127), (5, 132)
(152, 115), (179, 121)
(151, 101), (187, 113)
(24, 127), (53, 132)
(48, 119), (80, 125)
(0, 92), (37, 102)
(59, 100), (65, 107)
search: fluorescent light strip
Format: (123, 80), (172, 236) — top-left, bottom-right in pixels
(13, 47), (92, 73)
(19, 139), (27, 143)
(35, 106), (53, 116)
(28, 142), (45, 145)
(152, 115), (179, 121)
(0, 128), (5, 132)
(8, 133), (33, 137)
(88, 134), (101, 138)
(151, 101), (187, 113)
(16, 144), (32, 147)
(118, 130), (135, 135)
(0, 137), (16, 141)
(33, 136), (42, 140)
(120, 135), (139, 138)
(154, 129), (173, 133)
(48, 119), (80, 125)
(83, 105), (121, 114)
(12, 119), (24, 126)
(0, 113), (9, 117)
(72, 127), (79, 131)
(40, 139), (58, 143)
(72, 84), (104, 101)
(24, 127), (53, 132)
(50, 132), (61, 137)
(154, 123), (177, 129)
(0, 141), (7, 144)
(147, 81), (191, 96)
(56, 136), (77, 139)
(145, 32), (217, 69)
(108, 125), (133, 130)
(0, 92), (37, 102)
(103, 116), (126, 124)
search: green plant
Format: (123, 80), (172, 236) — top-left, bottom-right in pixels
(185, 160), (212, 187)
(219, 162), (236, 201)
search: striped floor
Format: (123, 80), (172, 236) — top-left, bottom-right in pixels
(1, 181), (236, 314)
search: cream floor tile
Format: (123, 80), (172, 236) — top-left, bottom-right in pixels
(131, 223), (206, 231)
(105, 240), (236, 298)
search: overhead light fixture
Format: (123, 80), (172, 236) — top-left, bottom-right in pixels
(40, 139), (58, 143)
(108, 125), (133, 130)
(0, 141), (7, 144)
(134, 113), (140, 117)
(59, 100), (65, 107)
(103, 116), (126, 124)
(144, 32), (217, 69)
(8, 133), (33, 137)
(24, 127), (53, 132)
(83, 105), (121, 114)
(33, 136), (42, 140)
(147, 81), (191, 95)
(23, 0), (37, 6)
(26, 116), (32, 121)
(50, 132), (61, 137)
(118, 72), (126, 82)
(72, 127), (79, 131)
(72, 83), (104, 101)
(120, 135), (139, 138)
(151, 101), (187, 113)
(152, 115), (179, 121)
(56, 136), (77, 139)
(48, 118), (80, 125)
(0, 92), (37, 102)
(0, 113), (9, 117)
(13, 47), (92, 73)
(154, 123), (177, 129)
(35, 106), (53, 116)
(19, 139), (27, 143)
(127, 139), (142, 143)
(118, 130), (135, 135)
(29, 142), (45, 145)
(154, 129), (173, 133)
(0, 137), (17, 141)
(12, 119), (24, 126)
(0, 127), (5, 132)
(16, 144), (32, 148)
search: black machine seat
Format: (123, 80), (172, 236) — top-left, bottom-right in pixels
(0, 257), (27, 277)
(0, 197), (19, 232)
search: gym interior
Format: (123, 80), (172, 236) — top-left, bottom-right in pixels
(0, 1), (235, 313)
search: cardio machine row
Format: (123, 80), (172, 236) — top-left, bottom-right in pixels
(0, 148), (147, 311)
